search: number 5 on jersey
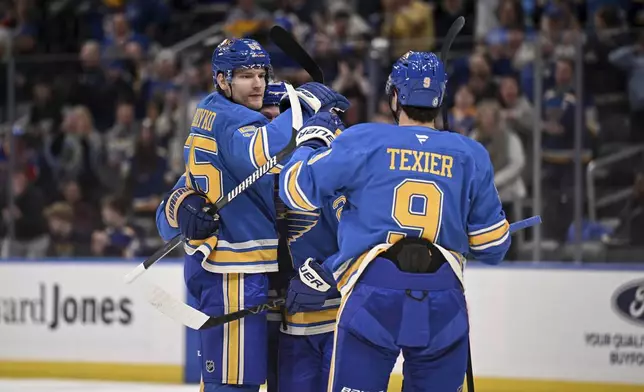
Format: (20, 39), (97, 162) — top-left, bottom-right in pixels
(185, 134), (223, 204)
(388, 179), (443, 244)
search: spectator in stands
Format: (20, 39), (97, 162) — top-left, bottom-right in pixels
(448, 85), (477, 135)
(331, 56), (370, 126)
(123, 123), (170, 217)
(140, 49), (180, 106)
(102, 12), (150, 57)
(44, 202), (91, 257)
(91, 195), (141, 258)
(541, 58), (599, 243)
(1, 0), (38, 55)
(380, 0), (435, 58)
(466, 54), (498, 103)
(0, 168), (49, 259)
(59, 179), (98, 234)
(69, 106), (106, 202)
(470, 100), (526, 259)
(433, 0), (474, 51)
(103, 100), (139, 193)
(609, 31), (644, 143)
(498, 75), (534, 185)
(41, 110), (85, 195)
(372, 98), (394, 124)
(224, 0), (272, 38)
(25, 80), (63, 142)
(69, 40), (135, 131)
(326, 3), (371, 52)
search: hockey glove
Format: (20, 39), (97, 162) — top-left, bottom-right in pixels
(286, 258), (336, 314)
(279, 82), (350, 116)
(296, 111), (346, 148)
(164, 187), (220, 240)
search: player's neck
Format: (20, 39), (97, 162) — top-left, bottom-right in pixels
(397, 111), (436, 130)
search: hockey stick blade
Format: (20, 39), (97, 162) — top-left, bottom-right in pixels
(269, 26), (324, 84)
(124, 83), (303, 284)
(140, 279), (285, 330)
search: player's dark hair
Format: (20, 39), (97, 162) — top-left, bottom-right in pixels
(401, 105), (441, 124)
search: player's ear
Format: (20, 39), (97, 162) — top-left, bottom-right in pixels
(390, 90), (398, 112)
(216, 73), (231, 97)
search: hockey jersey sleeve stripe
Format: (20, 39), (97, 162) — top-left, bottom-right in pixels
(468, 219), (510, 247)
(470, 231), (510, 251)
(307, 149), (332, 165)
(249, 126), (282, 174)
(336, 253), (369, 292)
(282, 161), (318, 211)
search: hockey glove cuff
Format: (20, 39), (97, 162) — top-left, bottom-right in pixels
(280, 82), (350, 116)
(164, 187), (220, 240)
(296, 111), (345, 148)
(285, 258), (336, 314)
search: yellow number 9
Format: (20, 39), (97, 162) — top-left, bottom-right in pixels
(186, 134), (223, 204)
(388, 179), (443, 244)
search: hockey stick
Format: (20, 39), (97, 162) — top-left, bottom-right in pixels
(124, 82), (303, 284)
(269, 26), (325, 84)
(124, 30), (324, 284)
(440, 16), (465, 130)
(143, 215), (541, 332)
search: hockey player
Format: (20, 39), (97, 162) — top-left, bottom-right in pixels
(263, 83), (345, 392)
(278, 111), (345, 392)
(155, 38), (349, 392)
(261, 80), (287, 392)
(279, 51), (511, 391)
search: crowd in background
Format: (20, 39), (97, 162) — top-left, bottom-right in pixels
(0, 0), (643, 261)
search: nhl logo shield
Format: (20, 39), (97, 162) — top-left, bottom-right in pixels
(206, 360), (215, 373)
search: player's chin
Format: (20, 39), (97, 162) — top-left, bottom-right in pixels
(247, 95), (264, 110)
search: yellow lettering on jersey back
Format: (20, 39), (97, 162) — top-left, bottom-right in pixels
(387, 148), (400, 170)
(387, 148), (453, 178)
(441, 155), (453, 178)
(429, 153), (441, 175)
(399, 150), (412, 171)
(191, 109), (217, 132)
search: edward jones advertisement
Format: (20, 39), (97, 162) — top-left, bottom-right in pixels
(0, 261), (185, 366)
(465, 266), (644, 386)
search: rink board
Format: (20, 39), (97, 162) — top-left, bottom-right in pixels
(0, 259), (643, 390)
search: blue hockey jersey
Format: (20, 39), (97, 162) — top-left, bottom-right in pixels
(156, 92), (306, 273)
(279, 193), (344, 335)
(279, 123), (510, 295)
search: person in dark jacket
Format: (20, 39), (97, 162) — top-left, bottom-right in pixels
(0, 169), (50, 258)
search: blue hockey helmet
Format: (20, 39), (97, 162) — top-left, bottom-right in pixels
(212, 38), (272, 84)
(263, 81), (287, 106)
(385, 51), (447, 108)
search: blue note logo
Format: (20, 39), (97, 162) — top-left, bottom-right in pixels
(612, 279), (644, 326)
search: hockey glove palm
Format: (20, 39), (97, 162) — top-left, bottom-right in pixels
(286, 258), (336, 314)
(164, 187), (220, 240)
(280, 82), (350, 116)
(296, 111), (346, 148)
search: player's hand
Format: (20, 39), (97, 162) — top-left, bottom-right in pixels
(164, 187), (220, 240)
(285, 258), (336, 314)
(296, 111), (345, 148)
(280, 82), (350, 116)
